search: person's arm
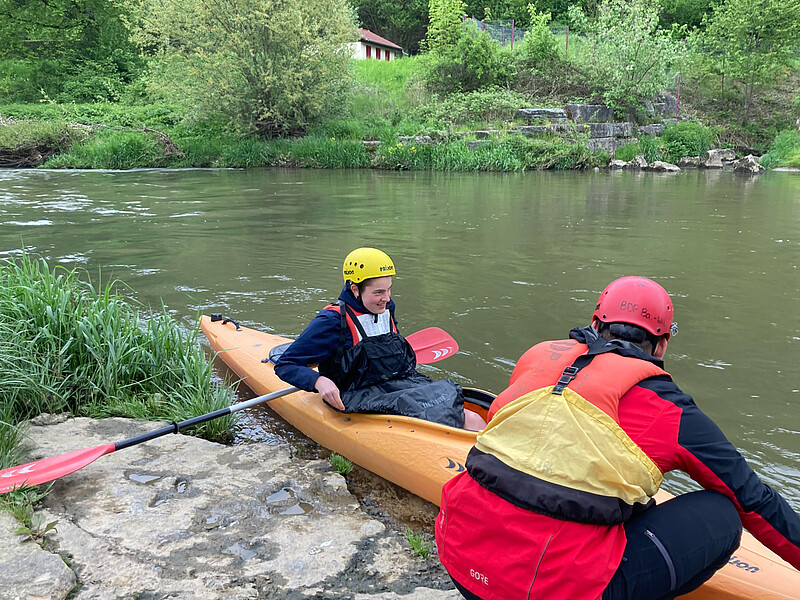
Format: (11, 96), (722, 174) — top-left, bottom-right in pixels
(274, 308), (341, 393)
(636, 378), (800, 569)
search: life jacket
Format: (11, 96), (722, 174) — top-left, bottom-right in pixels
(317, 300), (417, 394)
(436, 336), (672, 600)
(468, 336), (668, 525)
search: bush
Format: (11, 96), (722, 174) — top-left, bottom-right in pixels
(421, 24), (515, 94)
(568, 0), (684, 115)
(412, 87), (529, 127)
(515, 7), (562, 71)
(135, 0), (358, 131)
(43, 129), (170, 169)
(661, 121), (713, 162)
(760, 129), (800, 169)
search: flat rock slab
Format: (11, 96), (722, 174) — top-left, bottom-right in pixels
(0, 416), (459, 600)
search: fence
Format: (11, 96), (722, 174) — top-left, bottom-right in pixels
(463, 17), (586, 57)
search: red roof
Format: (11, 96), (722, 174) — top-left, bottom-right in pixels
(359, 28), (403, 51)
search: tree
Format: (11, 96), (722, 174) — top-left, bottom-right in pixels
(696, 0), (800, 121)
(462, 0), (530, 24)
(424, 0), (467, 52)
(133, 0), (358, 132)
(569, 0), (684, 114)
(0, 0), (141, 101)
(350, 0), (428, 54)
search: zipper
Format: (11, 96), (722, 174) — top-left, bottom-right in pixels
(645, 529), (677, 592)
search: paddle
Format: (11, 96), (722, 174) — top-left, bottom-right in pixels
(0, 325), (459, 495)
(407, 326), (459, 365)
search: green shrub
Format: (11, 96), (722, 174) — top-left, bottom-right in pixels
(661, 121), (712, 162)
(0, 121), (88, 153)
(422, 24), (515, 94)
(413, 87), (529, 127)
(760, 129), (800, 169)
(516, 7), (562, 70)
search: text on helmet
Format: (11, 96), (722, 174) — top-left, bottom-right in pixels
(619, 301), (668, 328)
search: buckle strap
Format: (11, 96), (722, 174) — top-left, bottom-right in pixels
(552, 366), (579, 395)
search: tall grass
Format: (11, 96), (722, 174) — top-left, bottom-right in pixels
(374, 136), (607, 171)
(43, 129), (170, 169)
(760, 129), (800, 168)
(0, 254), (236, 472)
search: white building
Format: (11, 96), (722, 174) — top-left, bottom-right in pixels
(350, 29), (403, 61)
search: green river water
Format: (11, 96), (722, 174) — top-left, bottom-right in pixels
(1, 167), (797, 508)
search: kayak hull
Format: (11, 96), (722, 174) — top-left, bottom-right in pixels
(200, 315), (798, 600)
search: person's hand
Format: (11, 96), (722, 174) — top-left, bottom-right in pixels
(314, 376), (344, 411)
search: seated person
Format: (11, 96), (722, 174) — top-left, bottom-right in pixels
(274, 247), (485, 430)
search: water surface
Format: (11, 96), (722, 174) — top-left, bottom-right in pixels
(1, 167), (797, 507)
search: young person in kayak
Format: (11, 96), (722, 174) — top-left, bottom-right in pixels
(436, 276), (800, 600)
(274, 247), (485, 430)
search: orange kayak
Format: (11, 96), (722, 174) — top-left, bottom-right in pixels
(200, 315), (798, 600)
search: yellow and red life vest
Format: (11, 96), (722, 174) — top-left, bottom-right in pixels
(470, 337), (668, 524)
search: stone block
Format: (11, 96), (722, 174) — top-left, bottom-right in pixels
(588, 122), (633, 138)
(517, 125), (552, 137)
(645, 161), (681, 172)
(515, 108), (568, 122)
(637, 124), (664, 137)
(563, 104), (615, 123)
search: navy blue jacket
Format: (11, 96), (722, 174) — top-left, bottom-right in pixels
(274, 285), (398, 392)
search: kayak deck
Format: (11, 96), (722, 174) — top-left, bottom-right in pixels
(200, 315), (799, 600)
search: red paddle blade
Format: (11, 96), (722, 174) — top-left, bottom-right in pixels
(0, 443), (116, 494)
(406, 327), (459, 364)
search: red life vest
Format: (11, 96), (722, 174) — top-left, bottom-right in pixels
(436, 337), (670, 600)
(323, 301), (398, 345)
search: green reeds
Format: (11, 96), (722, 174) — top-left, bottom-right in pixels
(43, 129), (169, 169)
(0, 253), (236, 471)
(373, 136), (607, 171)
(760, 129), (800, 169)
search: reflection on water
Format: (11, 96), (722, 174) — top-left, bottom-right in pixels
(1, 167), (798, 509)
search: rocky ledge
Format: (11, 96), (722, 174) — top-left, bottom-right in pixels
(1, 415), (458, 600)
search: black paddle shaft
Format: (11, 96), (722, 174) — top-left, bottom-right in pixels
(113, 406), (233, 451)
(111, 386), (298, 452)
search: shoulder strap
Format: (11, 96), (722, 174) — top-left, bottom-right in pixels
(552, 337), (630, 395)
(344, 303), (369, 339)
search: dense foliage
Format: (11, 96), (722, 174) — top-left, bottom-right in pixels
(691, 0), (800, 121)
(0, 0), (142, 102)
(130, 0), (358, 132)
(0, 0), (798, 162)
(568, 0), (685, 115)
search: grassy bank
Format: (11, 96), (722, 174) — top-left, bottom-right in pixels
(0, 254), (236, 473)
(1, 55), (797, 171)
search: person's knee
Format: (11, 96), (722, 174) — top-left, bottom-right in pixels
(692, 489), (742, 558)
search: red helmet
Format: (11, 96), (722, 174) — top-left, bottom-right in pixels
(593, 276), (675, 338)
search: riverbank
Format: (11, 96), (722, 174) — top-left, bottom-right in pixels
(3, 103), (799, 172)
(1, 414), (457, 600)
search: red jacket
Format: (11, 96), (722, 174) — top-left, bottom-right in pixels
(436, 327), (800, 600)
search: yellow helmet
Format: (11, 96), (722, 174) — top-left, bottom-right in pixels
(342, 247), (396, 284)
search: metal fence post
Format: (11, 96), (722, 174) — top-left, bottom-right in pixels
(511, 19), (515, 50)
(566, 25), (569, 58)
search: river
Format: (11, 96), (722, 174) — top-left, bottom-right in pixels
(1, 167), (798, 509)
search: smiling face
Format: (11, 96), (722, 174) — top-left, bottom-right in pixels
(352, 276), (392, 314)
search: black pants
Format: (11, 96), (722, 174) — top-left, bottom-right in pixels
(450, 490), (742, 600)
(603, 490), (742, 600)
